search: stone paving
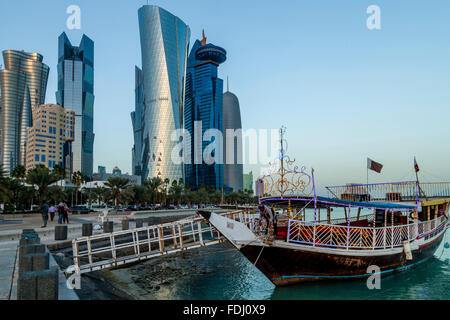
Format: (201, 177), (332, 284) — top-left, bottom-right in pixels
(0, 210), (203, 300)
(0, 240), (19, 300)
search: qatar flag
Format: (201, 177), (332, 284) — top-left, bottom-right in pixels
(414, 157), (420, 173)
(367, 158), (383, 173)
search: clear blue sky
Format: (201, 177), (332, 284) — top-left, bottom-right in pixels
(1, 0), (449, 191)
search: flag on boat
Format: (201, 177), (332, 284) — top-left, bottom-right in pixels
(367, 158), (383, 173)
(414, 157), (420, 173)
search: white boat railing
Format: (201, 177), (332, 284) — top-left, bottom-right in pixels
(287, 214), (447, 250)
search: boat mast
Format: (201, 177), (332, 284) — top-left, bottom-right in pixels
(414, 157), (428, 201)
(280, 126), (286, 188)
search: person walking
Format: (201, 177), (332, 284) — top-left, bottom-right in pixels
(57, 202), (65, 224)
(62, 202), (70, 224)
(48, 205), (57, 222)
(40, 201), (49, 228)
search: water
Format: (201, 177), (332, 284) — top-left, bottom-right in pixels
(109, 207), (450, 300)
(113, 230), (450, 300)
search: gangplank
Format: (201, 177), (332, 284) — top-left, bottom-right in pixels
(67, 210), (256, 275)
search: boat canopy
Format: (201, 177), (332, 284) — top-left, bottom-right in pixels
(317, 196), (417, 210)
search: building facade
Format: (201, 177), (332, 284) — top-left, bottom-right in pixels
(92, 172), (141, 186)
(184, 32), (226, 191)
(243, 171), (254, 193)
(223, 88), (244, 192)
(0, 50), (50, 174)
(112, 166), (122, 175)
(25, 104), (75, 171)
(56, 32), (95, 177)
(132, 5), (190, 183)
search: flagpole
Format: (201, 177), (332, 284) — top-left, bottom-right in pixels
(367, 158), (369, 194)
(367, 159), (369, 186)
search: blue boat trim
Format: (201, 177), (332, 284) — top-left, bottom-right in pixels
(317, 196), (417, 210)
(274, 256), (432, 281)
(416, 223), (446, 239)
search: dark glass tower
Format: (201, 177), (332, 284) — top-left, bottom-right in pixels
(184, 32), (226, 191)
(131, 66), (144, 178)
(223, 87), (243, 193)
(56, 32), (95, 177)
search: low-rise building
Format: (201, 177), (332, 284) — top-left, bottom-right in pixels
(26, 104), (75, 172)
(92, 172), (141, 186)
(98, 166), (106, 174)
(112, 166), (122, 175)
(243, 171), (254, 193)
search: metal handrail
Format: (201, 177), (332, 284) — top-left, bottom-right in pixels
(326, 181), (450, 201)
(287, 215), (447, 250)
(71, 210), (254, 274)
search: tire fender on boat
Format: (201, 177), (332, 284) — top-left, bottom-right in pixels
(403, 240), (413, 260)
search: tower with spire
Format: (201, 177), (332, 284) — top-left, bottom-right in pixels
(184, 31), (227, 191)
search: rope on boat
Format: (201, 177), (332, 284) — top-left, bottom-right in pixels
(231, 239), (266, 300)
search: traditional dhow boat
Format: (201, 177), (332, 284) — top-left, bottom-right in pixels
(198, 135), (450, 286)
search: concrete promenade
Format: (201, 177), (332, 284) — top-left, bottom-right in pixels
(0, 209), (208, 300)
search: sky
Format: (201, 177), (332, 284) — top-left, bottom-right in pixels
(1, 0), (449, 192)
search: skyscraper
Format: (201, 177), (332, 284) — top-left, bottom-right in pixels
(56, 32), (95, 178)
(223, 84), (244, 192)
(184, 31), (226, 191)
(0, 50), (49, 174)
(131, 66), (144, 178)
(132, 5), (190, 183)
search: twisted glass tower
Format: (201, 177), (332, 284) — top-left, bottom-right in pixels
(132, 5), (190, 183)
(0, 50), (49, 174)
(56, 32), (95, 177)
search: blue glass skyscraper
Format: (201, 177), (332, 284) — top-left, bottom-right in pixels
(56, 32), (95, 178)
(184, 32), (226, 191)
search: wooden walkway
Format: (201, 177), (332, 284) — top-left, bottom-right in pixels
(69, 210), (255, 275)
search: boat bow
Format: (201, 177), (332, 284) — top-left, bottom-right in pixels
(197, 211), (261, 249)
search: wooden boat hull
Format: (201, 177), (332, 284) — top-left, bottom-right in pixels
(240, 231), (446, 286)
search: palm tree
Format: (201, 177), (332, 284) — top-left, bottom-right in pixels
(0, 166), (12, 205)
(92, 186), (106, 206)
(144, 177), (163, 205)
(0, 167), (17, 212)
(105, 177), (130, 212)
(52, 164), (65, 187)
(71, 171), (84, 205)
(168, 181), (183, 205)
(11, 165), (26, 184)
(47, 186), (67, 205)
(26, 165), (59, 205)
(128, 185), (146, 207)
